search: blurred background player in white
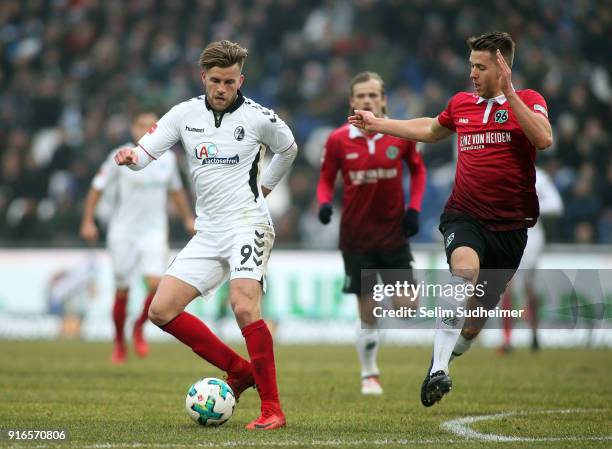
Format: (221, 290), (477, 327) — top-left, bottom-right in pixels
(80, 112), (195, 364)
(499, 166), (563, 352)
(114, 40), (297, 430)
(317, 72), (425, 395)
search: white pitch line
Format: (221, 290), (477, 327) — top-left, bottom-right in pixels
(3, 439), (443, 449)
(6, 409), (611, 449)
(440, 408), (612, 442)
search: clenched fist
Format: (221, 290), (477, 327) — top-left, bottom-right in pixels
(114, 147), (138, 166)
(80, 220), (99, 242)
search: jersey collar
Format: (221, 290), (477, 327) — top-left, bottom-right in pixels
(204, 90), (245, 113)
(348, 124), (383, 141)
(476, 93), (507, 105)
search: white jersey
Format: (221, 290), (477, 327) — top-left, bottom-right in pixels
(92, 143), (183, 241)
(532, 167), (564, 237)
(535, 167), (563, 217)
(137, 94), (295, 231)
(521, 167), (563, 269)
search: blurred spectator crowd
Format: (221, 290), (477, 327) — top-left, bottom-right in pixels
(0, 0), (611, 246)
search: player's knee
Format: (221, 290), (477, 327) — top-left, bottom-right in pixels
(147, 305), (164, 325)
(232, 301), (259, 326)
(461, 327), (480, 340)
(450, 247), (479, 283)
(148, 299), (173, 326)
(231, 291), (261, 326)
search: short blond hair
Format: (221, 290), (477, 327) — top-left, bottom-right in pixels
(198, 40), (248, 70)
(349, 71), (385, 98)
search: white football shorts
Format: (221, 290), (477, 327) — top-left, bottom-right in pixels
(166, 224), (275, 297)
(519, 222), (544, 271)
(108, 234), (169, 288)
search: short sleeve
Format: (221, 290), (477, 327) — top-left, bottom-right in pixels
(437, 95), (456, 131)
(138, 104), (184, 159)
(521, 89), (549, 120)
(258, 109), (295, 154)
(92, 151), (121, 191)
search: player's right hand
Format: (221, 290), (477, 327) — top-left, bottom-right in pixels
(114, 147), (138, 166)
(80, 221), (99, 242)
(348, 109), (376, 132)
(318, 203), (333, 224)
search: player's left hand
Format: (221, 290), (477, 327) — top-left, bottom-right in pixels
(402, 208), (419, 237)
(496, 49), (514, 96)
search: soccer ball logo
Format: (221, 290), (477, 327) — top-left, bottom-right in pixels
(185, 378), (236, 426)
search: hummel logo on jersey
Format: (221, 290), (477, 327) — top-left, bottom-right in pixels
(186, 125), (205, 133)
(458, 118), (469, 124)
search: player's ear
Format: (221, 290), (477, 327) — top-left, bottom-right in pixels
(238, 73), (245, 89)
(200, 70), (207, 85)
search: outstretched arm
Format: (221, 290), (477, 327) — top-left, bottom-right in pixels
(497, 50), (552, 150)
(114, 146), (155, 170)
(348, 112), (453, 143)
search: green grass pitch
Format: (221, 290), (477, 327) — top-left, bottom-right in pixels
(1, 341), (611, 448)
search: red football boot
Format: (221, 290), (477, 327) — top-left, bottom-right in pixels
(245, 408), (286, 430)
(111, 342), (127, 364)
(133, 325), (149, 358)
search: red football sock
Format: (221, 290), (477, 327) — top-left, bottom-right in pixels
(242, 319), (281, 412)
(161, 312), (250, 376)
(113, 290), (128, 344)
(134, 289), (155, 328)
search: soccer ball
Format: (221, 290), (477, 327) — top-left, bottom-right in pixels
(185, 377), (236, 426)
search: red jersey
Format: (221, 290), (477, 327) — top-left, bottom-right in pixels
(317, 124), (426, 253)
(437, 89), (549, 231)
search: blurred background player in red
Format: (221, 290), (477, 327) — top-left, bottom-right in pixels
(80, 112), (194, 364)
(500, 166), (563, 353)
(317, 72), (426, 395)
(349, 32), (553, 406)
